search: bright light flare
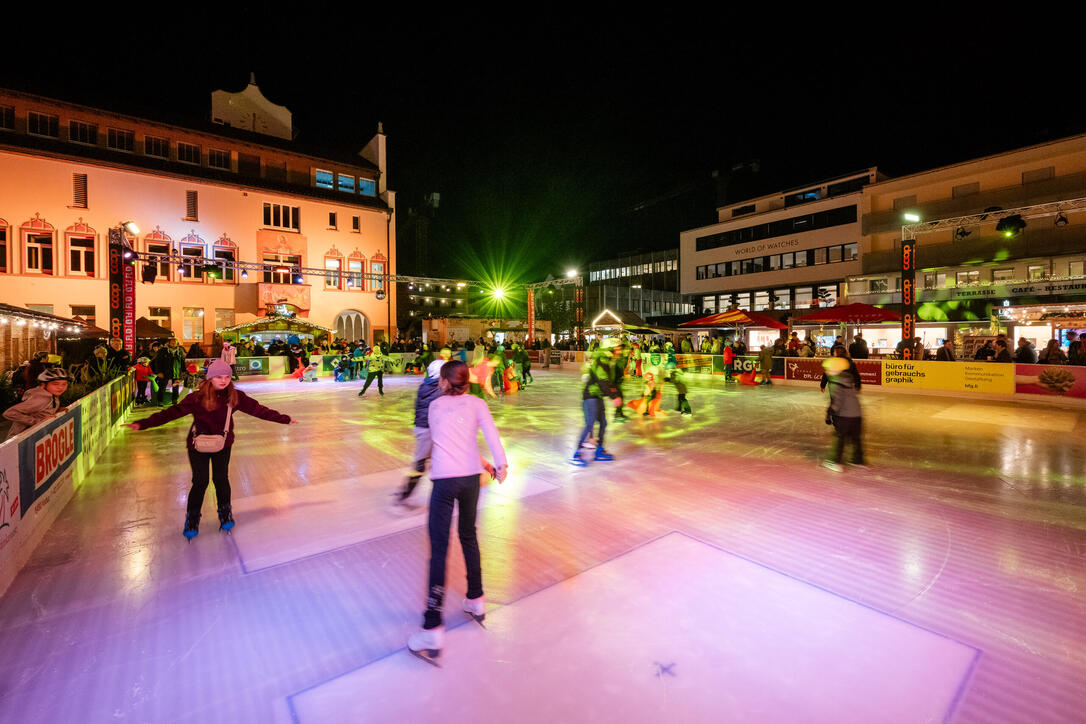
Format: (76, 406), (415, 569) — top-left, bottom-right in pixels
(492, 288), (506, 299)
(566, 269), (578, 278)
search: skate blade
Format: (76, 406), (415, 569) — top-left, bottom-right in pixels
(468, 612), (486, 628)
(220, 523), (235, 533)
(409, 648), (441, 667)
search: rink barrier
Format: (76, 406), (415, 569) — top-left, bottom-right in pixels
(0, 372), (135, 596)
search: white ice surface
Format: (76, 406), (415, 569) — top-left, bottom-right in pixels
(289, 532), (977, 724)
(231, 469), (558, 572)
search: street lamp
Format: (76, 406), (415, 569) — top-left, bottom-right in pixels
(566, 269), (578, 278)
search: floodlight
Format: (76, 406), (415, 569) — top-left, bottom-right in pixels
(903, 213), (921, 223)
(995, 214), (1026, 238)
(566, 269), (578, 278)
(121, 221), (140, 235)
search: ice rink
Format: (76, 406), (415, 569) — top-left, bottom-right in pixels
(0, 368), (1083, 723)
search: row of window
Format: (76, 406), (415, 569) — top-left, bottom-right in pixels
(590, 259), (676, 282)
(0, 220), (385, 292)
(0, 106), (376, 196)
(696, 243), (859, 281)
(890, 166), (1057, 210)
(695, 205), (857, 252)
(21, 304), (234, 342)
(700, 284), (840, 313)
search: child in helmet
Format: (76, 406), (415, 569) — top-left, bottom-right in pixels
(3, 367), (70, 440)
(133, 356), (154, 404)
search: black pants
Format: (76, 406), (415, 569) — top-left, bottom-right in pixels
(186, 447), (232, 517)
(360, 370), (384, 394)
(157, 378), (180, 405)
(424, 474), (482, 629)
(136, 380), (149, 403)
(832, 416), (864, 464)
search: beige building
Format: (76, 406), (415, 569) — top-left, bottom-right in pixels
(848, 134), (1086, 352)
(0, 81), (396, 351)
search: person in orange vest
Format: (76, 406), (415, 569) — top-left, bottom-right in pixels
(722, 340), (736, 382)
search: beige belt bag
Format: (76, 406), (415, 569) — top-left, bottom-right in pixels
(192, 404), (233, 453)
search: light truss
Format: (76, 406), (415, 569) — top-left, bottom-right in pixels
(901, 196), (1086, 239)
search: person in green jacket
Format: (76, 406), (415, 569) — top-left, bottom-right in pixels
(358, 345), (385, 396)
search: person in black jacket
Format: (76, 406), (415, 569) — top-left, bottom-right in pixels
(848, 333), (869, 359)
(993, 339), (1013, 363)
(935, 339), (955, 361)
(391, 359), (447, 513)
(106, 337), (132, 371)
(974, 340), (995, 361)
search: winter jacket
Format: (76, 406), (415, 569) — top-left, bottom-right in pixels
(135, 388), (290, 450)
(1014, 345), (1038, 364)
(413, 376), (444, 429)
(133, 363), (154, 382)
(3, 387), (60, 440)
(221, 344), (237, 365)
(153, 346), (186, 379)
(364, 348), (384, 372)
(722, 346), (735, 364)
(106, 347), (132, 370)
(582, 356), (616, 401)
(758, 347), (774, 373)
(848, 339), (869, 359)
(935, 346), (955, 362)
(821, 361), (862, 418)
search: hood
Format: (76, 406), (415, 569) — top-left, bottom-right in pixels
(22, 386), (56, 403)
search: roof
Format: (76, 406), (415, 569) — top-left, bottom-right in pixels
(0, 303), (85, 328)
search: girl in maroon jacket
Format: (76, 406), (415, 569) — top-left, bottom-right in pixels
(125, 360), (295, 540)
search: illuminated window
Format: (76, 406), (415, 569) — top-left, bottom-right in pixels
(1028, 264), (1047, 280)
(69, 237), (95, 276)
(993, 268), (1014, 282)
(148, 307), (171, 330)
(347, 253), (365, 290)
(1070, 261), (1085, 277)
(26, 234), (54, 274)
(325, 256), (342, 289)
(181, 245), (204, 281)
(955, 270), (979, 286)
(215, 309), (234, 331)
(315, 169), (334, 189)
(358, 178), (376, 196)
(183, 307), (204, 341)
(212, 236), (237, 283)
(338, 174), (355, 193)
(263, 253), (300, 284)
(371, 260), (385, 291)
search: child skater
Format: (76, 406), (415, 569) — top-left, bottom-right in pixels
(125, 359), (296, 539)
(407, 361), (507, 665)
(133, 356), (154, 405)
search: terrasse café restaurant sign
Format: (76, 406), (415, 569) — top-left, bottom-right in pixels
(920, 279), (1086, 301)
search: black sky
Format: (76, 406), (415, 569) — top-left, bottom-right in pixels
(4, 10), (1084, 281)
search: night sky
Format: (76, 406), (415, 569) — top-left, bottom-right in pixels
(4, 12), (1083, 282)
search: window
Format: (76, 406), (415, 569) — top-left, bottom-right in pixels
(72, 173), (88, 208)
(956, 270), (979, 286)
(1022, 167), (1054, 184)
(1028, 264), (1047, 280)
(328, 212), (337, 229)
(71, 305), (95, 326)
(358, 178), (377, 196)
(69, 120), (97, 145)
(147, 241), (172, 279)
(773, 289), (790, 310)
(993, 268), (1014, 282)
(26, 234), (54, 274)
(869, 278), (889, 293)
(696, 265), (707, 280)
(69, 237), (95, 276)
(0, 105), (13, 130)
(352, 216), (360, 232)
(347, 258), (364, 289)
(183, 307), (204, 341)
(844, 243), (858, 261)
(185, 190), (198, 220)
(177, 142), (200, 164)
(325, 257), (342, 288)
(106, 128), (135, 152)
(208, 149), (231, 170)
(212, 243), (236, 282)
(148, 306), (171, 330)
(372, 260), (385, 292)
(731, 204), (755, 217)
(215, 308), (234, 331)
(794, 250), (808, 267)
(695, 205), (858, 252)
(27, 112), (59, 137)
(768, 254), (781, 271)
(338, 174), (355, 193)
(1070, 261), (1085, 278)
(779, 252), (794, 269)
(263, 203), (301, 231)
(952, 182), (979, 198)
(26, 304), (54, 315)
(145, 136), (169, 158)
(813, 248), (828, 265)
(828, 245), (843, 264)
(262, 253), (301, 284)
(0, 226), (7, 273)
(754, 291), (770, 311)
(817, 285), (838, 307)
(181, 245), (204, 281)
(785, 189), (821, 207)
(315, 169), (334, 189)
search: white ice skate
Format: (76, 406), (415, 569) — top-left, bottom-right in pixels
(462, 596), (486, 627)
(407, 626), (444, 667)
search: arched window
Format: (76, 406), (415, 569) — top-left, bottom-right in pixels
(178, 230), (206, 282)
(21, 214), (55, 275)
(64, 218), (98, 278)
(0, 217), (10, 274)
(347, 249), (366, 291)
(370, 251), (387, 294)
(144, 226), (174, 282)
(324, 245), (344, 290)
(211, 233), (238, 284)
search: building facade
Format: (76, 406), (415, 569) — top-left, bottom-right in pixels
(0, 82), (395, 350)
(847, 134), (1086, 352)
(680, 170), (879, 322)
(587, 249), (693, 320)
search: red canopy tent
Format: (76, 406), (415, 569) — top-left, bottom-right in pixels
(680, 309), (788, 329)
(791, 303), (900, 324)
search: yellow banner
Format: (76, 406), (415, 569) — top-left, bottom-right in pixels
(881, 360), (1014, 394)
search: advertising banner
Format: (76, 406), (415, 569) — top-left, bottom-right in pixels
(1014, 364), (1086, 398)
(881, 360), (1013, 394)
(785, 358), (882, 386)
(0, 441), (20, 554)
(677, 354), (716, 374)
(80, 383), (111, 466)
(237, 357), (270, 376)
(17, 409), (82, 516)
